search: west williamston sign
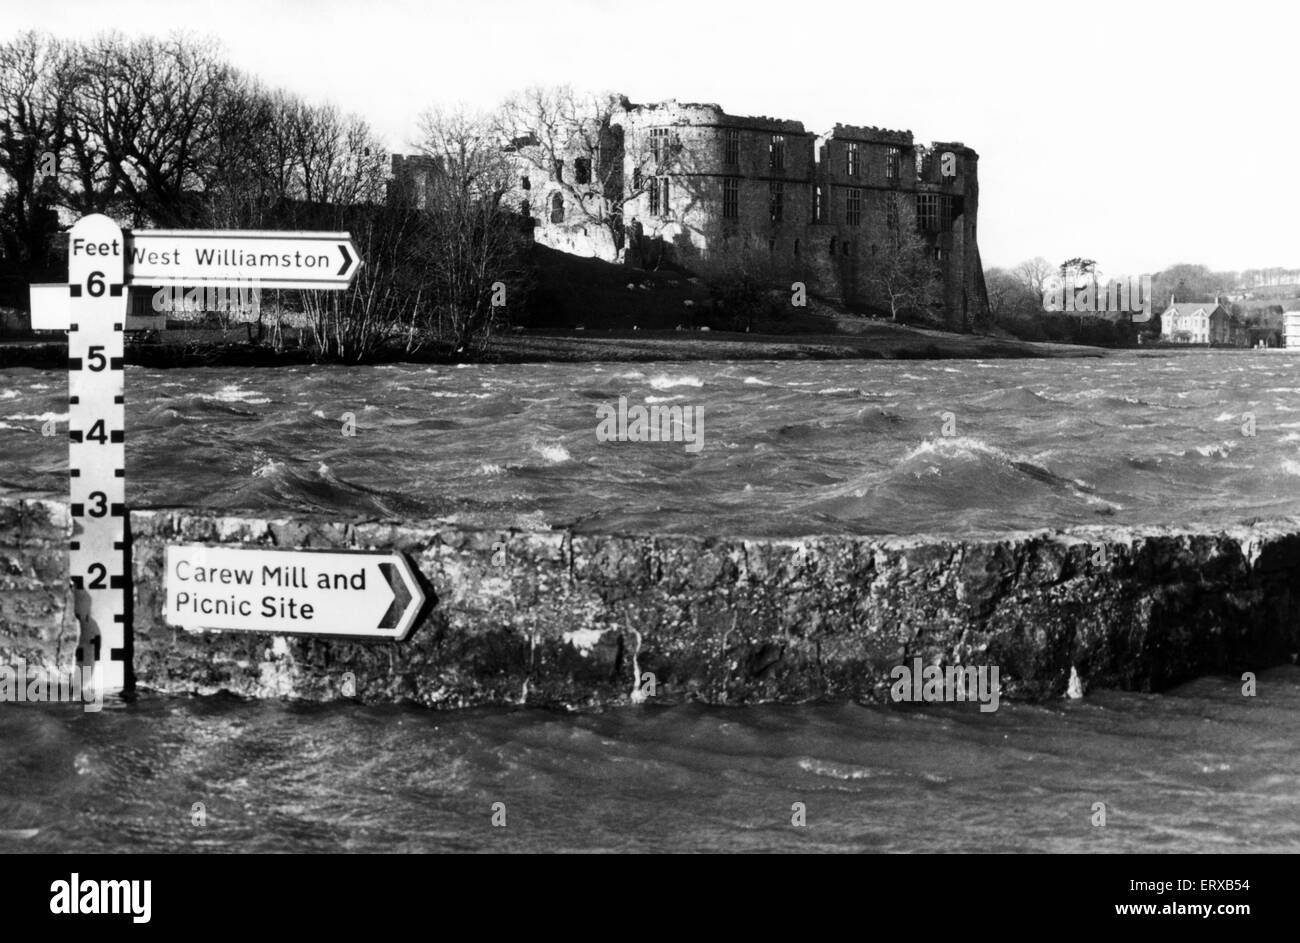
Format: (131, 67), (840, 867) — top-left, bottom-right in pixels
(125, 230), (362, 289)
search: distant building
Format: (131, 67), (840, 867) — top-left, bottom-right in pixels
(1161, 301), (1242, 345)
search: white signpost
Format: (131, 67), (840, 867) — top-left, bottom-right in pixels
(165, 546), (425, 640)
(38, 214), (371, 696)
(126, 230), (362, 289)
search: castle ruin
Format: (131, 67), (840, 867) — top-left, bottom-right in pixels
(397, 97), (989, 330)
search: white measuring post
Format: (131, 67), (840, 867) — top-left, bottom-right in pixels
(66, 214), (130, 694)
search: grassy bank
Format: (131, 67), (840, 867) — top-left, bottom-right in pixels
(0, 318), (1106, 369)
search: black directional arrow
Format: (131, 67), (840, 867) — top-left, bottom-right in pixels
(378, 561), (413, 631)
(338, 243), (353, 277)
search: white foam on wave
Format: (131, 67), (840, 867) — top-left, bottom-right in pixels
(1281, 459), (1300, 477)
(252, 459), (285, 478)
(202, 384), (270, 406)
(476, 463), (504, 476)
(797, 757), (879, 780)
(644, 395), (682, 404)
(904, 436), (1007, 463)
(532, 443), (571, 464)
(649, 374), (703, 390)
(743, 376), (774, 386)
(0, 390), (20, 400)
(3, 411), (66, 422)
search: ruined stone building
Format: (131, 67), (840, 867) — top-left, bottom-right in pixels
(396, 98), (989, 330)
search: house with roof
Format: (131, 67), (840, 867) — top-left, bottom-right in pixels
(1160, 300), (1242, 345)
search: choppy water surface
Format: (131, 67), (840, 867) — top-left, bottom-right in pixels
(2, 667), (1298, 853)
(3, 351), (1299, 852)
(2, 351), (1299, 536)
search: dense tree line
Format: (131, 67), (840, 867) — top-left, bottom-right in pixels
(0, 31), (526, 360)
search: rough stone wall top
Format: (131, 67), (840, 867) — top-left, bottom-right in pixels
(623, 100), (810, 135)
(828, 123), (914, 145)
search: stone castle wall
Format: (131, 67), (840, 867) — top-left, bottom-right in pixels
(497, 99), (987, 330)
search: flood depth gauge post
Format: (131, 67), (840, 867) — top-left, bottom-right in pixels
(34, 214), (365, 696)
(66, 214), (129, 693)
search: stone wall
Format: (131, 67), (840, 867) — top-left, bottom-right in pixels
(3, 495), (1297, 708)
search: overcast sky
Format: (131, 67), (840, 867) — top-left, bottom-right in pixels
(7, 0), (1295, 276)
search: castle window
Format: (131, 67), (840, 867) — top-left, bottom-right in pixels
(554, 160), (564, 182)
(650, 128), (670, 163)
(842, 241), (850, 256)
(649, 177), (669, 217)
(724, 129), (740, 167)
(550, 192), (564, 223)
(887, 199), (901, 231)
(847, 188), (862, 226)
(886, 146), (900, 182)
(814, 185), (823, 223)
(846, 142), (859, 177)
(632, 168), (642, 190)
(794, 238), (801, 258)
(574, 158), (591, 185)
(723, 177), (739, 219)
(769, 134), (785, 171)
(769, 181), (784, 222)
(521, 175), (530, 191)
(917, 193), (940, 232)
(829, 236), (837, 256)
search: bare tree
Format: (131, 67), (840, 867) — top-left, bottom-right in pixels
(301, 203), (427, 361)
(1012, 256), (1054, 298)
(414, 106), (530, 352)
(0, 31), (72, 269)
(495, 86), (655, 252)
(867, 193), (942, 322)
(59, 33), (235, 225)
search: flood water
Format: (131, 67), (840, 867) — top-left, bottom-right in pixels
(3, 351), (1298, 852)
(2, 351), (1299, 536)
(2, 668), (1298, 853)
